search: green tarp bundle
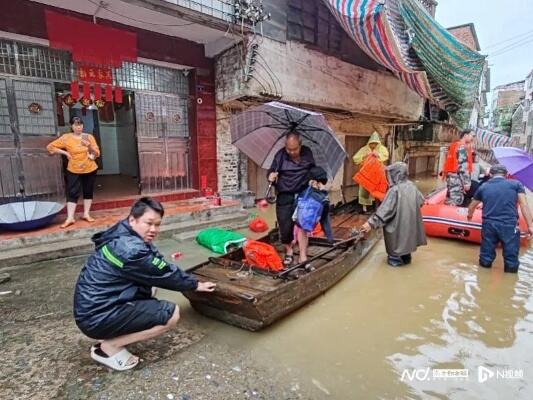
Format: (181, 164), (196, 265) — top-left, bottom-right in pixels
(196, 228), (246, 254)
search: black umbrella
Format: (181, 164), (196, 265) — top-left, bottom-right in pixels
(231, 101), (347, 178)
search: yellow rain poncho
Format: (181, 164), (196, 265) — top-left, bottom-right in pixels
(352, 132), (389, 207)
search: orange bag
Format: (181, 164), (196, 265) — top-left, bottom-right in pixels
(312, 222), (324, 237)
(353, 156), (388, 200)
(243, 240), (283, 272)
(249, 217), (269, 233)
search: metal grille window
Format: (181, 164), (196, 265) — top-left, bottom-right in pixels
(115, 62), (189, 96)
(0, 41), (16, 75)
(166, 0), (234, 22)
(0, 79), (11, 135)
(14, 81), (56, 136)
(16, 42), (72, 81)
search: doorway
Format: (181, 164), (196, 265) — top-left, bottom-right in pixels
(56, 86), (140, 200)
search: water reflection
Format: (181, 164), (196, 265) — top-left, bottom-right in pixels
(388, 249), (533, 399)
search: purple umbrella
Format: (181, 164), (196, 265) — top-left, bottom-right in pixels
(492, 147), (533, 190)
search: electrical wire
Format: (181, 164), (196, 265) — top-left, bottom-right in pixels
(86, 0), (198, 27)
(484, 28), (533, 49)
(489, 36), (533, 57)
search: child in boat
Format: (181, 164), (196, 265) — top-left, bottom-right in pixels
(292, 167), (335, 269)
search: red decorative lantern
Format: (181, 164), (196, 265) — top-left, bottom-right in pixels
(114, 86), (123, 104)
(82, 83), (90, 99)
(94, 84), (102, 101)
(105, 85), (113, 101)
(70, 81), (79, 100)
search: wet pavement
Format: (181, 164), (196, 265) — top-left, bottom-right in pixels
(1, 177), (533, 399)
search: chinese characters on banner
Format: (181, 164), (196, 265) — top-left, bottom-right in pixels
(69, 64), (122, 105)
(78, 66), (113, 84)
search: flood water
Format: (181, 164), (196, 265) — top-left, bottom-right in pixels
(170, 175), (533, 399)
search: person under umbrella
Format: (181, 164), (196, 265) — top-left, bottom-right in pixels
(231, 102), (347, 267)
(268, 133), (315, 266)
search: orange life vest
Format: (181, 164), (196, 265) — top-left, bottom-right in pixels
(353, 155), (388, 200)
(243, 240), (284, 272)
(441, 141), (473, 180)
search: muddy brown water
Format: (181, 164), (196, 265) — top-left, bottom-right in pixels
(168, 176), (533, 399)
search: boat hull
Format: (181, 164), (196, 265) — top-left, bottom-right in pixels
(184, 208), (381, 331)
(422, 188), (529, 245)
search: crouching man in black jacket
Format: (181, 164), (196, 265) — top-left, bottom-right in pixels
(74, 197), (216, 371)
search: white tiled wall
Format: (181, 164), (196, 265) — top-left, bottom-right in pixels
(98, 123), (120, 175)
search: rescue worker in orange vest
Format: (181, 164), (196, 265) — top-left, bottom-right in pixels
(441, 129), (474, 206)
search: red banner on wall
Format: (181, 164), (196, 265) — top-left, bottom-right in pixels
(78, 65), (113, 84)
(45, 10), (137, 67)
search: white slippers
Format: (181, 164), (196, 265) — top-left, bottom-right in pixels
(90, 345), (139, 371)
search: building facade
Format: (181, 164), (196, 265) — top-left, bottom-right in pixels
(0, 0), (236, 204)
(490, 80), (525, 134)
(214, 0), (425, 202)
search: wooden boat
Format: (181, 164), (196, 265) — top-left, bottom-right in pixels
(183, 205), (381, 331)
(422, 188), (529, 245)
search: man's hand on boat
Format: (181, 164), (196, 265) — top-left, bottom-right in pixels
(196, 281), (217, 292)
(361, 222), (372, 233)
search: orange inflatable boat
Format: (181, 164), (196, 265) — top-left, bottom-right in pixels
(421, 188), (529, 245)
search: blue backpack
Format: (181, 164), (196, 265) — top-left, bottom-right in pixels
(296, 187), (324, 232)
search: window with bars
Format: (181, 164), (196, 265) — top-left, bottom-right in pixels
(165, 0), (234, 22)
(0, 40), (72, 81)
(0, 41), (16, 75)
(115, 62), (189, 96)
(17, 42), (72, 81)
(0, 40), (189, 97)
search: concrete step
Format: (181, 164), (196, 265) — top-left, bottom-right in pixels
(0, 208), (250, 268)
(0, 202), (244, 252)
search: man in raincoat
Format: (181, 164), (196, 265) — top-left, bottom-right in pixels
(353, 132), (389, 213)
(74, 197), (216, 371)
(360, 162), (427, 267)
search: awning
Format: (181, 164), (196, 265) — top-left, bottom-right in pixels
(474, 128), (512, 163)
(324, 0), (486, 128)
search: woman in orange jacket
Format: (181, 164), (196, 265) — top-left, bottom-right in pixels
(47, 116), (100, 228)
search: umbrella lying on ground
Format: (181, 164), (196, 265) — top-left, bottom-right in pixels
(492, 147), (533, 191)
(0, 201), (64, 231)
(231, 101), (347, 178)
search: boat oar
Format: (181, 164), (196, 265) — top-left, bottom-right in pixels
(277, 231), (364, 279)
